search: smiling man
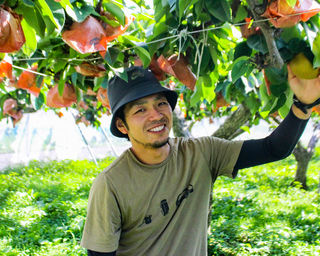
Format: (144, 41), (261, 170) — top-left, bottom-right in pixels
(81, 66), (320, 256)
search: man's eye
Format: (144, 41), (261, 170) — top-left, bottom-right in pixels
(135, 109), (145, 114)
(159, 102), (168, 106)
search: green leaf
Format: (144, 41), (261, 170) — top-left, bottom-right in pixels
(53, 59), (67, 74)
(135, 44), (151, 69)
(45, 0), (65, 34)
(208, 46), (218, 66)
(35, 91), (45, 110)
(231, 60), (249, 82)
(105, 47), (121, 65)
(154, 2), (167, 22)
(71, 72), (77, 86)
(234, 42), (252, 60)
(16, 3), (45, 38)
(264, 66), (287, 85)
(36, 76), (44, 89)
(270, 93), (287, 114)
(312, 32), (320, 68)
(103, 2), (126, 26)
(244, 92), (260, 113)
(190, 75), (216, 107)
(75, 86), (81, 103)
(21, 19), (37, 56)
(22, 0), (35, 6)
(36, 0), (65, 34)
(233, 5), (247, 23)
(179, 0), (197, 21)
(247, 34), (268, 54)
(58, 0), (76, 21)
(100, 76), (109, 89)
(58, 65), (70, 96)
(270, 83), (288, 97)
(110, 67), (128, 82)
(71, 1), (97, 22)
(205, 0), (231, 22)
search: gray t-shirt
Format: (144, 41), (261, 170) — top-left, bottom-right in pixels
(81, 136), (243, 255)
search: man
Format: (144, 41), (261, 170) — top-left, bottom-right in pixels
(81, 66), (320, 256)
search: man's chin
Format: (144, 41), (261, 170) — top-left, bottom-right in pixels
(150, 138), (169, 149)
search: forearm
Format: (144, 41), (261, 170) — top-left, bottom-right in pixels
(234, 107), (309, 171)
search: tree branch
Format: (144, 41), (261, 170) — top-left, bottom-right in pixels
(246, 0), (284, 69)
(211, 104), (252, 140)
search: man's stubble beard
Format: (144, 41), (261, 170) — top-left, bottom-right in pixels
(131, 136), (169, 149)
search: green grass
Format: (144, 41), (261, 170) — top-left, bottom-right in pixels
(208, 149), (320, 256)
(0, 158), (115, 256)
(0, 150), (319, 256)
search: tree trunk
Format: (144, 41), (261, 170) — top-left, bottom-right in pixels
(292, 142), (311, 190)
(172, 107), (192, 138)
(292, 122), (320, 190)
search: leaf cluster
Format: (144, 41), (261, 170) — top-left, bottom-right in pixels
(0, 0), (320, 129)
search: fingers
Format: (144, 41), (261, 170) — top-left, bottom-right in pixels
(287, 63), (296, 81)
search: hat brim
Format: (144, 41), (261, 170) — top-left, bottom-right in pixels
(110, 81), (178, 138)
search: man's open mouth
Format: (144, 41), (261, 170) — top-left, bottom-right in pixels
(149, 125), (165, 132)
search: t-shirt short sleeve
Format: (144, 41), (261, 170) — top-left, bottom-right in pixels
(193, 136), (243, 179)
(81, 174), (121, 252)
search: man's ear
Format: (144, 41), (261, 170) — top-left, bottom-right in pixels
(116, 118), (128, 135)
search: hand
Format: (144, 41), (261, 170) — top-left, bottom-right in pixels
(287, 63), (320, 104)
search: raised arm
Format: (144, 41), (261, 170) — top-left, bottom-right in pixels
(233, 64), (320, 174)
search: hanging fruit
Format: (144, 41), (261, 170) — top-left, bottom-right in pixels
(158, 54), (196, 90)
(99, 12), (135, 58)
(134, 54), (166, 81)
(148, 54), (166, 81)
(211, 92), (230, 112)
(76, 115), (91, 127)
(0, 8), (26, 53)
(75, 62), (106, 77)
(96, 87), (110, 109)
(0, 55), (12, 79)
(16, 64), (42, 97)
(262, 0), (320, 28)
(62, 16), (107, 54)
(3, 98), (23, 126)
(46, 83), (77, 108)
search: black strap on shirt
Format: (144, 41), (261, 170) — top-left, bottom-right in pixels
(233, 108), (309, 177)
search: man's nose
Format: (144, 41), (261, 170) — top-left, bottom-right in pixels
(148, 106), (163, 120)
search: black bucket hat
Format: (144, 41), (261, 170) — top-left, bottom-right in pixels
(107, 66), (178, 138)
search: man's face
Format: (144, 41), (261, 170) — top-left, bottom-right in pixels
(117, 93), (172, 149)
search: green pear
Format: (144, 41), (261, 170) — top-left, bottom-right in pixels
(290, 52), (320, 80)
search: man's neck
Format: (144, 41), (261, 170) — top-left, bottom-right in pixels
(130, 143), (170, 165)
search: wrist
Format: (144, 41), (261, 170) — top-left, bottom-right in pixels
(292, 95), (320, 114)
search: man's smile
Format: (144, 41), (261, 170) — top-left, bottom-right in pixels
(148, 125), (165, 132)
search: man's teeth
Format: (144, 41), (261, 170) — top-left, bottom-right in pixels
(150, 125), (164, 132)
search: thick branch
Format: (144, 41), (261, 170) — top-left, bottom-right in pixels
(211, 104), (252, 140)
(246, 0), (284, 69)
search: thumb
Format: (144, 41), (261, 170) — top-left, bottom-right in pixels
(287, 63), (296, 81)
